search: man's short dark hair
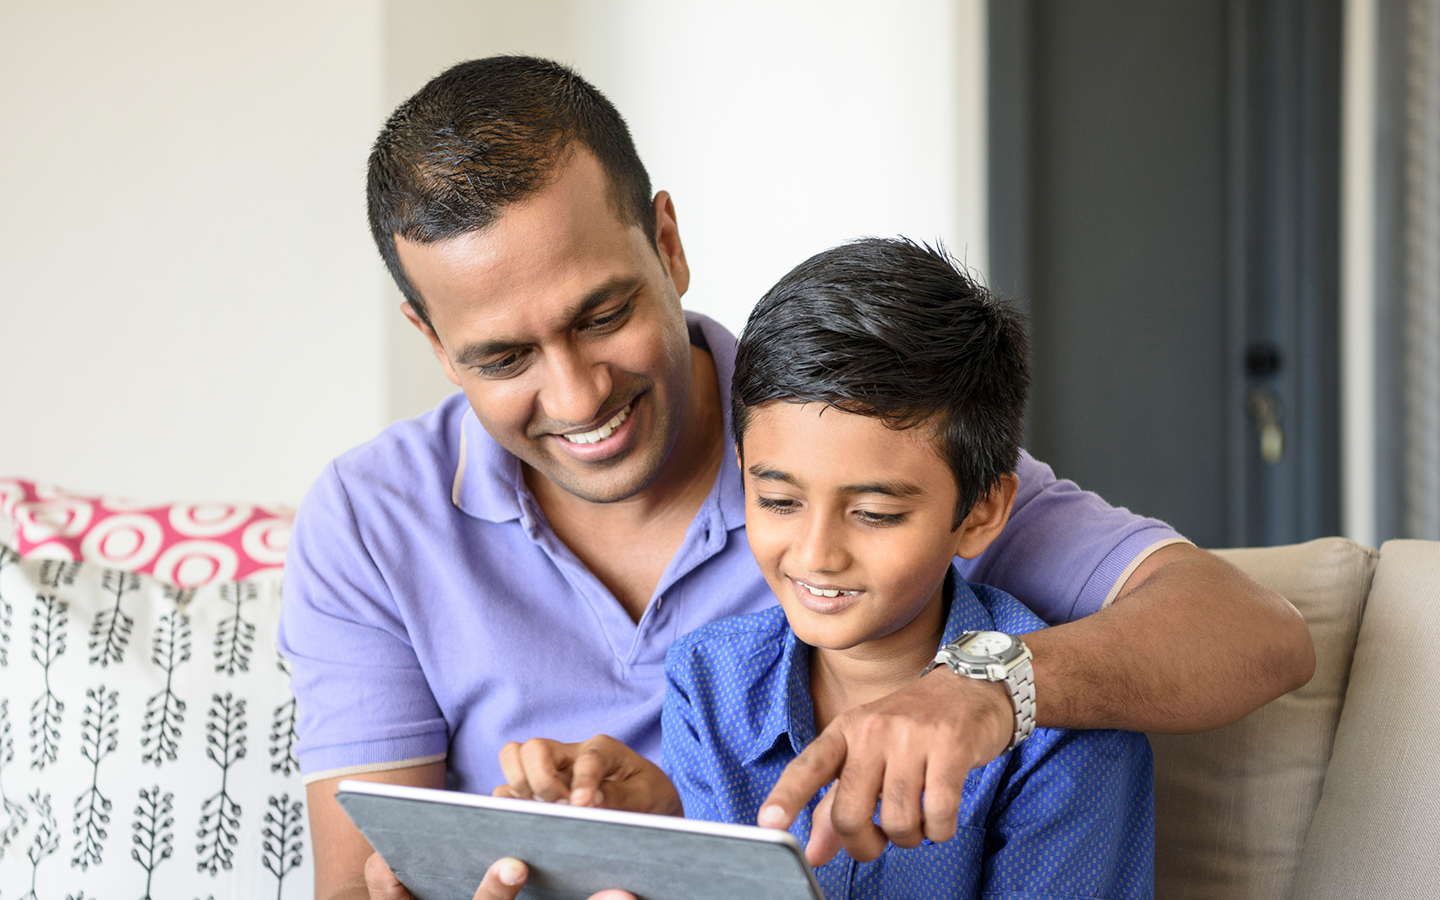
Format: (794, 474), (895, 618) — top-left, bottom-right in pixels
(732, 238), (1030, 529)
(367, 56), (656, 328)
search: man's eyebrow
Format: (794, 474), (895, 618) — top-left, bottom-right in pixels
(746, 464), (925, 499)
(452, 275), (642, 367)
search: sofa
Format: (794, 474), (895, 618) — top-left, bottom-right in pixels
(1, 479), (1435, 899)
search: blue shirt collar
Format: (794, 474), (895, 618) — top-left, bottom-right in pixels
(450, 311), (744, 529)
(743, 565), (998, 765)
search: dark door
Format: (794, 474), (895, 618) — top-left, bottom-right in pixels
(989, 0), (1341, 548)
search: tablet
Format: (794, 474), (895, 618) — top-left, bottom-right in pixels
(336, 780), (826, 900)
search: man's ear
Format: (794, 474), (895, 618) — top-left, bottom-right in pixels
(401, 301), (462, 387)
(653, 190), (690, 298)
(953, 472), (1019, 560)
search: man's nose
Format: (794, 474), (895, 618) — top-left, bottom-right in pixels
(539, 346), (614, 426)
(795, 512), (850, 575)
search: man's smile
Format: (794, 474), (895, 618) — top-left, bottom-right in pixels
(557, 402), (633, 445)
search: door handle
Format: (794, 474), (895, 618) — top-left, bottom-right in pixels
(1246, 389), (1284, 464)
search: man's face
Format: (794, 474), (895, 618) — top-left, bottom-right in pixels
(397, 151), (693, 503)
(740, 402), (970, 655)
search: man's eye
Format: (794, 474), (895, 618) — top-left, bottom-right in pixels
(475, 352), (526, 376)
(754, 495), (799, 513)
(585, 302), (633, 332)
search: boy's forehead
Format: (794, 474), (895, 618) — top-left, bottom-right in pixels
(741, 401), (953, 487)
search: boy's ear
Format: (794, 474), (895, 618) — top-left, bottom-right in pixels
(954, 472), (1019, 560)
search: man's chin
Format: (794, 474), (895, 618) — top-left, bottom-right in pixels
(529, 451), (665, 505)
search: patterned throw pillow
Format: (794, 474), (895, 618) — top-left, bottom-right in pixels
(0, 479), (293, 588)
(0, 542), (310, 900)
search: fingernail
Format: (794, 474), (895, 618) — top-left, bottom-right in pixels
(757, 805), (786, 827)
(498, 859), (524, 886)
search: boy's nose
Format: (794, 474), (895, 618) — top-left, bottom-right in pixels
(795, 515), (849, 574)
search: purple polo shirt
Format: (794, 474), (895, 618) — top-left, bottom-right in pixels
(277, 313), (1181, 793)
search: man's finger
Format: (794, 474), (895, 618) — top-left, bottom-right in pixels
(802, 785), (843, 867)
(877, 749), (926, 849)
(470, 857), (528, 900)
(519, 738), (572, 803)
(920, 751), (964, 845)
(826, 736), (888, 863)
(364, 851), (414, 900)
(497, 742), (532, 799)
(758, 727), (849, 830)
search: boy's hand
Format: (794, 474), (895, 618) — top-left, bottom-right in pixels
(756, 668), (1013, 865)
(495, 734), (682, 816)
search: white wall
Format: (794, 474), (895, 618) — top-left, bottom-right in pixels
(0, 0), (388, 505)
(0, 0), (988, 505)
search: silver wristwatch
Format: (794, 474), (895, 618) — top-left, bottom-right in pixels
(925, 631), (1036, 750)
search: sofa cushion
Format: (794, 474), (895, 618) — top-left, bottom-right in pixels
(1291, 539), (1440, 899)
(0, 541), (310, 899)
(0, 478), (293, 587)
(1149, 537), (1377, 900)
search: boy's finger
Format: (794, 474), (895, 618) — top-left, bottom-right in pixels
(569, 738), (620, 807)
(471, 857), (528, 900)
(758, 728), (848, 829)
(364, 851), (414, 900)
(497, 741), (532, 799)
(519, 738), (573, 803)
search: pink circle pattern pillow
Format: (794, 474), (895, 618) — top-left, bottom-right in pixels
(0, 478), (292, 587)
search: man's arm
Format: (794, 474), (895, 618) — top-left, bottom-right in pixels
(759, 542), (1314, 862)
(1028, 541), (1314, 732)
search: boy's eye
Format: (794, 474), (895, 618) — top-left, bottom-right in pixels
(754, 495), (799, 513)
(855, 509), (906, 526)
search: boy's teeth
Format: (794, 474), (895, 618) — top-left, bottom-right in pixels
(561, 404), (631, 445)
(799, 581), (856, 598)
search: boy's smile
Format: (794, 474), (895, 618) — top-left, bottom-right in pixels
(741, 401), (981, 664)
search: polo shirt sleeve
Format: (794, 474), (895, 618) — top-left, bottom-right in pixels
(983, 726), (1155, 898)
(277, 462), (450, 783)
(961, 451), (1188, 624)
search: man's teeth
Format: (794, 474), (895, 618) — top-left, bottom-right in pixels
(561, 404), (631, 445)
(798, 580), (859, 598)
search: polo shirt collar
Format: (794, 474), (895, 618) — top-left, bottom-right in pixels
(743, 564), (995, 764)
(449, 311), (744, 527)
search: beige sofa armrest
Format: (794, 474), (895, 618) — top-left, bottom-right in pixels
(1291, 539), (1440, 899)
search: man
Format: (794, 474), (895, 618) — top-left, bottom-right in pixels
(278, 56), (1314, 900)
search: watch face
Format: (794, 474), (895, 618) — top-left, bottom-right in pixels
(960, 632), (1013, 657)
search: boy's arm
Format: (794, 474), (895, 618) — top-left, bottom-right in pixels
(760, 542), (1314, 864)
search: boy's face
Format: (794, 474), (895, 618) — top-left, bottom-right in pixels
(741, 401), (985, 656)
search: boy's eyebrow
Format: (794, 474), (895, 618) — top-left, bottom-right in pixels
(451, 275), (641, 366)
(747, 464), (925, 499)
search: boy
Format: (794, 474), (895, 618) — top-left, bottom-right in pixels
(499, 238), (1154, 899)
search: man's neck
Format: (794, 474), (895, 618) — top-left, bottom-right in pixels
(525, 344), (726, 621)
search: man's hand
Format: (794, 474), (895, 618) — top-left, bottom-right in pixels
(365, 851), (635, 900)
(756, 668), (1013, 866)
(495, 734), (682, 815)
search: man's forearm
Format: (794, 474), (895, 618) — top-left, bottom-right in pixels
(1024, 543), (1315, 734)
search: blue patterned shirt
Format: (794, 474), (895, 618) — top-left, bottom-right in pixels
(661, 568), (1154, 900)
